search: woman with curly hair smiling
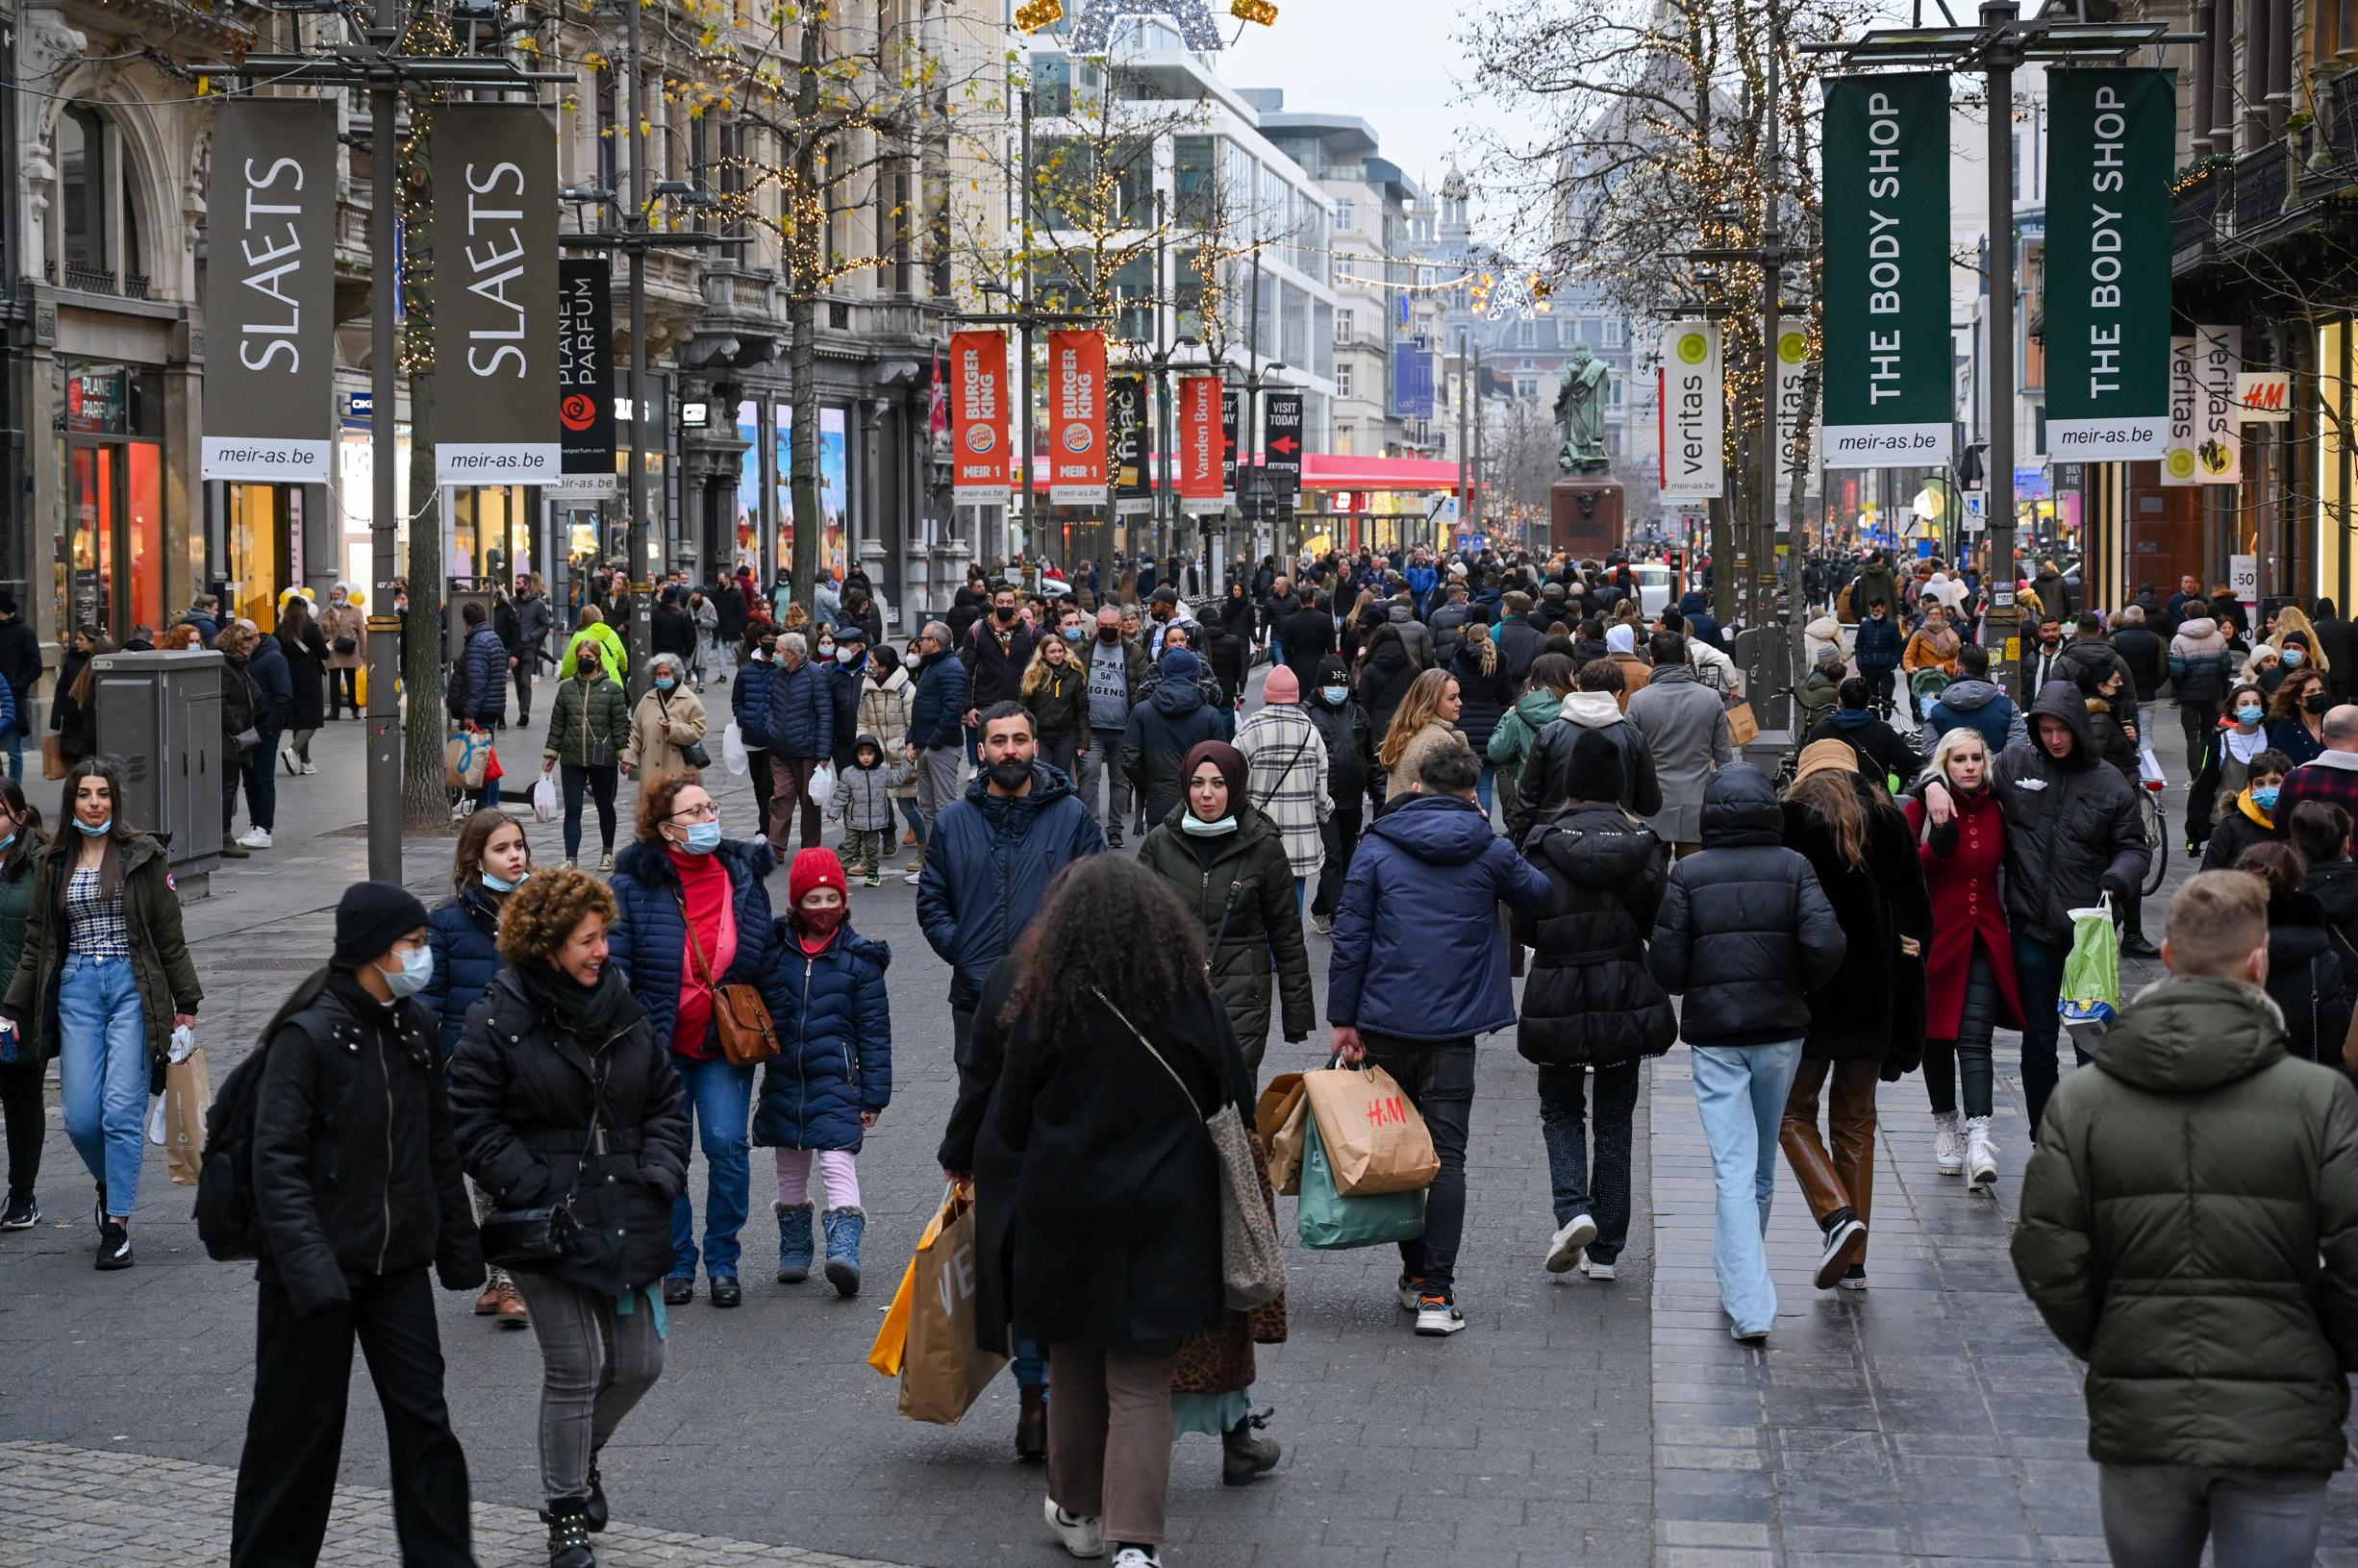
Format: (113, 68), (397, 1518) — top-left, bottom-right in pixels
(446, 867), (688, 1566)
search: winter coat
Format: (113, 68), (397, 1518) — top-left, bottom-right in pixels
(1798, 664), (1844, 719)
(963, 619), (1038, 709)
(2263, 889), (2352, 1065)
(604, 837), (781, 1053)
(1852, 560), (1900, 618)
(1648, 766), (1845, 1047)
(1901, 785), (2027, 1038)
(1279, 609), (1335, 688)
(2030, 567), (2072, 622)
(1606, 651), (1652, 697)
(1518, 692), (1666, 826)
(1902, 628), (1961, 678)
(1356, 642), (1419, 751)
(651, 602), (696, 661)
(908, 649), (970, 751)
(1235, 704), (1331, 880)
(2199, 790), (2281, 872)
(278, 621), (330, 732)
(219, 655), (259, 762)
(3, 832), (201, 1069)
(514, 593), (555, 664)
(1851, 613), (1904, 672)
(1327, 793), (1552, 1042)
(252, 973), (483, 1315)
(458, 623), (508, 724)
(826, 660), (866, 771)
(0, 841), (38, 1057)
(560, 621), (627, 682)
(1678, 591), (1723, 651)
(764, 657), (835, 761)
(2111, 626), (2168, 702)
(1781, 781), (1930, 1067)
(2309, 859), (2358, 970)
(1802, 615), (1849, 670)
(732, 654), (776, 750)
(1490, 687), (1568, 845)
(859, 666), (916, 797)
(1119, 677), (1231, 827)
(1511, 804), (1675, 1069)
(830, 752), (913, 834)
(321, 602), (366, 670)
(2082, 695), (2139, 783)
(2271, 714), (2328, 768)
(1447, 647), (1515, 757)
(621, 684), (709, 789)
(1307, 695), (1371, 807)
(1923, 678), (2028, 758)
(1138, 805), (1314, 1070)
(1495, 617), (1546, 683)
(1384, 603), (1433, 668)
(751, 922), (893, 1153)
(247, 635), (294, 733)
(543, 672), (630, 769)
(446, 968), (690, 1298)
(2319, 614), (2358, 701)
(1804, 708), (1924, 793)
(1993, 683), (2150, 946)
(916, 761), (1107, 1007)
(421, 882), (506, 1063)
(2012, 975), (2358, 1473)
(1022, 658), (1091, 745)
(2055, 638), (2141, 733)
(1624, 664), (1732, 844)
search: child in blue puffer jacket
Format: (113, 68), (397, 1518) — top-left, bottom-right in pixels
(753, 848), (892, 1296)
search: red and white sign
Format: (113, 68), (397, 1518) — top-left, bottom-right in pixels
(1177, 374), (1224, 514)
(1046, 330), (1107, 505)
(2235, 369), (2292, 424)
(949, 330), (1011, 505)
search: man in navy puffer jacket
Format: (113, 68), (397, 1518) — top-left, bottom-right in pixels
(1327, 736), (1550, 1336)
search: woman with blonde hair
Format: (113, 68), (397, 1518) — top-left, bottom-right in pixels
(1018, 630), (1090, 782)
(1447, 622), (1514, 812)
(1377, 666), (1464, 808)
(2260, 604), (2330, 684)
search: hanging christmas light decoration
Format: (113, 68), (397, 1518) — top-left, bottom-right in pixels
(1070, 0), (1223, 53)
(1016, 0), (1066, 31)
(1230, 0), (1279, 23)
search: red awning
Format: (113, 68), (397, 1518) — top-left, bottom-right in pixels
(1021, 451), (1462, 494)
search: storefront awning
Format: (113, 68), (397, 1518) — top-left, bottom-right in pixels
(1022, 451), (1466, 496)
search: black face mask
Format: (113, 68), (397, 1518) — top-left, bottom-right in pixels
(996, 606), (1016, 622)
(1097, 626), (1122, 643)
(2307, 692), (2333, 715)
(987, 757), (1032, 791)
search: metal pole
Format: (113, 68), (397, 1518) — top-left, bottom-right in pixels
(1016, 87), (1033, 577)
(1470, 338), (1484, 542)
(1456, 329), (1469, 555)
(623, 0), (652, 698)
(1760, 1), (1789, 727)
(365, 14), (403, 884)
(1242, 242), (1260, 584)
(1152, 188), (1166, 565)
(1982, 0), (2021, 689)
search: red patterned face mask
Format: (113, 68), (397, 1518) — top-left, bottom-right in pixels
(799, 903), (846, 938)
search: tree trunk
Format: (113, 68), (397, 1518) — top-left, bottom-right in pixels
(403, 373), (448, 831)
(790, 288), (821, 628)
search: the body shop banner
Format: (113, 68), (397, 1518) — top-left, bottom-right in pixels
(1046, 329), (1106, 505)
(2044, 69), (2173, 460)
(1659, 322), (1724, 502)
(1819, 74), (1951, 466)
(1177, 374), (1224, 514)
(949, 329), (1009, 506)
(1109, 373), (1151, 514)
(203, 99), (338, 482)
(552, 258), (617, 497)
(433, 105), (559, 484)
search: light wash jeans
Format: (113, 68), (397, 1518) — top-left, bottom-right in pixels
(59, 954), (149, 1215)
(1690, 1039), (1803, 1335)
(2098, 1463), (2329, 1567)
(667, 1054), (754, 1281)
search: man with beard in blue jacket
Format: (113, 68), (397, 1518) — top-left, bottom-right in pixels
(1328, 735), (1551, 1338)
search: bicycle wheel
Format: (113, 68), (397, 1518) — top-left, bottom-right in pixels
(2139, 790), (2169, 897)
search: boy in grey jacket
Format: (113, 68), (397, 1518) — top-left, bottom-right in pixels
(830, 734), (915, 884)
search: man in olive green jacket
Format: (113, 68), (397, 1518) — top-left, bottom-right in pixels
(2013, 868), (2358, 1566)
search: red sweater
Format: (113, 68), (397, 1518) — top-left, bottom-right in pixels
(669, 848), (738, 1058)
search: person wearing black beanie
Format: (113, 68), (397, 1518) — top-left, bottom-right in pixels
(331, 880), (432, 971)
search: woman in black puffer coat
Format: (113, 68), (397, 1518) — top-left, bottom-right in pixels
(1513, 728), (1673, 1280)
(2235, 840), (2353, 1067)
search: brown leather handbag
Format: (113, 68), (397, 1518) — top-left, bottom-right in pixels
(675, 892), (780, 1068)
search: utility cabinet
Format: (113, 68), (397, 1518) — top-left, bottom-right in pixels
(90, 649), (224, 876)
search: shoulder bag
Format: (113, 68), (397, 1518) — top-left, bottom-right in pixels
(677, 888), (780, 1067)
(480, 1069), (604, 1269)
(663, 692), (714, 770)
(1093, 986), (1284, 1310)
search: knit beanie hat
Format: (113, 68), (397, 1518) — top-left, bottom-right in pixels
(790, 847), (847, 908)
(333, 882), (431, 969)
(1794, 737), (1862, 786)
(1161, 647), (1203, 682)
(1263, 665), (1300, 705)
(1815, 641), (1844, 667)
(1562, 727), (1628, 805)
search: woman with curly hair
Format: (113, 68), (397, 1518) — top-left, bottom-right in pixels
(2269, 664), (2331, 767)
(446, 867), (688, 1567)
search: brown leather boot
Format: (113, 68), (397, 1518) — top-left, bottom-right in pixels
(495, 1280), (530, 1328)
(474, 1281), (504, 1316)
(1016, 1383), (1047, 1462)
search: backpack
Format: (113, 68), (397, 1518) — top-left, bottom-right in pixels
(193, 1039), (278, 1260)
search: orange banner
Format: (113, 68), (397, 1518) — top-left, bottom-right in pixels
(1177, 373), (1224, 514)
(949, 330), (1009, 506)
(1046, 330), (1107, 506)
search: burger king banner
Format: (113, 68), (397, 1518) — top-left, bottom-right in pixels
(950, 330), (1010, 506)
(1177, 373), (1224, 514)
(1047, 329), (1108, 505)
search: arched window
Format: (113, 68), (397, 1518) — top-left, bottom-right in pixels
(56, 103), (145, 296)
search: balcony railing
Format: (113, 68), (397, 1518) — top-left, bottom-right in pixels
(2331, 71), (2358, 168)
(2232, 142), (2289, 233)
(2172, 169), (2223, 251)
(46, 260), (149, 300)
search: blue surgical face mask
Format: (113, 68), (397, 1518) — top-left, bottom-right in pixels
(2283, 647), (2306, 667)
(1320, 685), (1349, 705)
(2253, 785), (2282, 811)
(2236, 705), (2265, 726)
(380, 943), (433, 1000)
(655, 676), (677, 692)
(481, 868), (528, 894)
(1063, 626), (1085, 642)
(74, 817), (111, 837)
(682, 820), (723, 854)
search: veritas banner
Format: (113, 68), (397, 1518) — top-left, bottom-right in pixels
(203, 99), (338, 483)
(2162, 335), (2200, 486)
(949, 330), (1009, 507)
(1178, 374), (1224, 514)
(2196, 325), (2243, 483)
(552, 258), (617, 498)
(2044, 69), (2173, 460)
(1046, 329), (1106, 505)
(1772, 316), (1812, 513)
(433, 105), (560, 484)
(1659, 322), (1723, 502)
(1819, 74), (1951, 467)
(1109, 374), (1151, 514)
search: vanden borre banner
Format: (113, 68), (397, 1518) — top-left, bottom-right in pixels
(1177, 374), (1224, 514)
(1659, 321), (1723, 502)
(2044, 69), (2173, 460)
(433, 105), (560, 484)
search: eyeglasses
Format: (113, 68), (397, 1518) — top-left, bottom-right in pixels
(669, 802), (718, 823)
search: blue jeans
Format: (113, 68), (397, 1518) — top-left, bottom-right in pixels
(1691, 1039), (1803, 1334)
(667, 1054), (754, 1280)
(1014, 1339), (1047, 1389)
(3, 721), (20, 783)
(2099, 1464), (2329, 1567)
(2014, 933), (2086, 1137)
(1476, 762), (1496, 813)
(1538, 1059), (1642, 1263)
(58, 955), (148, 1215)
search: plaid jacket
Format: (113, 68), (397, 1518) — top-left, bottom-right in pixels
(1237, 704), (1332, 879)
(2275, 753), (2358, 834)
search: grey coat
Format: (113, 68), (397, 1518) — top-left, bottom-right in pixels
(1623, 664), (1732, 844)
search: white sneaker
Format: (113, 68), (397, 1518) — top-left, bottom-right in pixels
(904, 865), (924, 884)
(1042, 1496), (1104, 1559)
(1580, 1257), (1618, 1282)
(1413, 1294), (1466, 1336)
(1932, 1110), (1964, 1176)
(279, 747), (298, 776)
(299, 761), (317, 776)
(237, 828), (272, 849)
(597, 851), (615, 872)
(1965, 1117), (1998, 1190)
(1544, 1212), (1597, 1274)
(1109, 1551), (1162, 1568)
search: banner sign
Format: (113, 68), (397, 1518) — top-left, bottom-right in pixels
(1045, 330), (1106, 505)
(949, 329), (1010, 506)
(433, 105), (560, 484)
(1264, 391), (1304, 507)
(1819, 73), (1951, 466)
(2237, 368), (2292, 423)
(203, 99), (338, 482)
(1772, 316), (1812, 515)
(1659, 321), (1724, 502)
(1177, 374), (1224, 514)
(554, 258), (617, 497)
(2197, 326), (2243, 479)
(2044, 69), (2173, 460)
(1221, 389), (1242, 509)
(1108, 373), (1151, 514)
(2162, 335), (2199, 486)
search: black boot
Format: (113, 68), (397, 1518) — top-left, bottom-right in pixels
(1221, 1407), (1281, 1486)
(1016, 1382), (1047, 1462)
(584, 1454), (608, 1533)
(542, 1499), (595, 1567)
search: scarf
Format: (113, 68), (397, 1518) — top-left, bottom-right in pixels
(1919, 623), (1960, 658)
(519, 959), (644, 1045)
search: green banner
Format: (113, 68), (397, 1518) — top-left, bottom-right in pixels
(1819, 73), (1951, 469)
(2044, 68), (2174, 459)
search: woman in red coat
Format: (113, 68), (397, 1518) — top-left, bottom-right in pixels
(1901, 726), (2025, 1193)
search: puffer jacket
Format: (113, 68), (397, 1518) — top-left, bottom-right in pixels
(1648, 765), (1845, 1047)
(1308, 691), (1371, 805)
(1781, 779), (1931, 1067)
(1357, 641), (1419, 750)
(1923, 677), (2029, 758)
(1851, 612), (1904, 671)
(543, 670), (630, 768)
(1022, 658), (1091, 745)
(604, 837), (782, 1051)
(2012, 975), (2358, 1473)
(1447, 646), (1514, 757)
(1513, 804), (1674, 1068)
(251, 971), (483, 1315)
(1519, 691), (1665, 825)
(916, 760), (1106, 1007)
(2265, 887), (2352, 1065)
(1491, 686), (1571, 846)
(458, 622), (508, 723)
(732, 652), (775, 749)
(446, 968), (690, 1298)
(420, 881), (506, 1062)
(2168, 615), (2233, 703)
(1118, 673), (1231, 827)
(860, 665), (916, 797)
(830, 747), (912, 834)
(1137, 804), (1314, 1071)
(1993, 683), (2149, 945)
(2110, 624), (2168, 702)
(765, 657), (835, 760)
(908, 648), (969, 750)
(248, 634), (294, 732)
(751, 921), (892, 1153)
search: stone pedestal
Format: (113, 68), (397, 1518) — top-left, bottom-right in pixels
(1548, 477), (1626, 560)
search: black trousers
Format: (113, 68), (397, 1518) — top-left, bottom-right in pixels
(1313, 805), (1364, 919)
(328, 666), (360, 718)
(232, 1269), (474, 1568)
(0, 1057), (42, 1201)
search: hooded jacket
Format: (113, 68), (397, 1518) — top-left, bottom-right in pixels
(916, 760), (1107, 1008)
(421, 881), (507, 1063)
(1447, 644), (1515, 756)
(1384, 601), (1433, 668)
(1307, 675), (1372, 805)
(2308, 857), (2358, 968)
(1513, 804), (1675, 1068)
(1678, 590), (1724, 651)
(764, 655), (836, 761)
(1326, 793), (1551, 1041)
(1118, 664), (1233, 826)
(1923, 677), (2029, 758)
(830, 736), (915, 833)
(2263, 886), (2353, 1065)
(1519, 691), (1665, 826)
(1851, 560), (1900, 618)
(2012, 975), (2358, 1473)
(1648, 766), (1845, 1046)
(1993, 683), (2150, 945)
(1624, 664), (1732, 843)
(751, 920), (893, 1153)
(2167, 615), (2233, 704)
(1356, 640), (1420, 750)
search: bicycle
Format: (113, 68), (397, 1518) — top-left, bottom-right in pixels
(2137, 775), (2170, 898)
(1770, 687), (1836, 789)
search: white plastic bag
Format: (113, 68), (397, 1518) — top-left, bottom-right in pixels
(146, 1096), (168, 1147)
(168, 1023), (198, 1064)
(2137, 744), (2164, 786)
(723, 720), (751, 777)
(532, 771), (559, 824)
(808, 760), (837, 808)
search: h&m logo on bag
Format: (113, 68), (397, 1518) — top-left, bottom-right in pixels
(1366, 1094), (1412, 1129)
